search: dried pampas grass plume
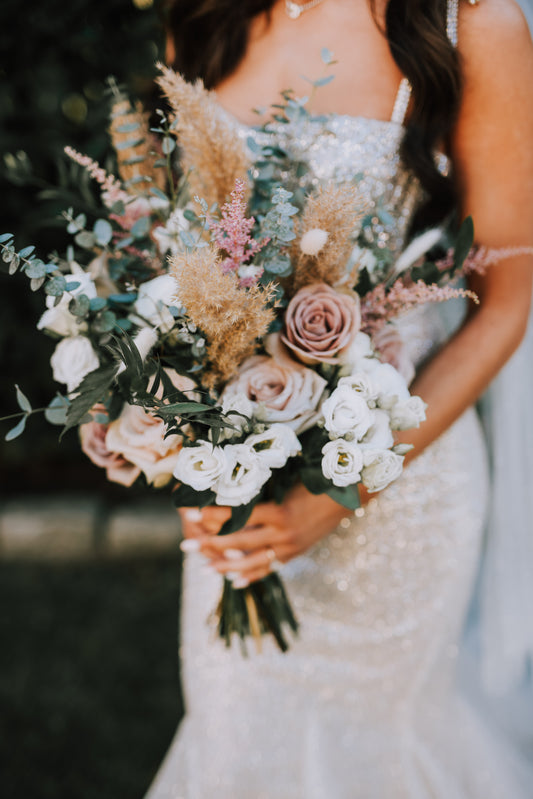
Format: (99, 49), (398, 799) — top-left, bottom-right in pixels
(156, 65), (250, 210)
(290, 184), (366, 294)
(109, 99), (165, 193)
(170, 245), (276, 391)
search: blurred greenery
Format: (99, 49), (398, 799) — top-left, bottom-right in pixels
(0, 555), (183, 799)
(0, 0), (165, 495)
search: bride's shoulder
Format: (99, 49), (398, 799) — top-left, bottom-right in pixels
(458, 0), (531, 54)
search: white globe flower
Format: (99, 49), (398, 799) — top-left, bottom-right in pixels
(389, 396), (427, 431)
(133, 274), (181, 333)
(173, 441), (227, 491)
(321, 438), (364, 487)
(321, 385), (373, 439)
(214, 444), (271, 507)
(361, 448), (404, 493)
(51, 335), (100, 393)
(300, 228), (329, 255)
(245, 424), (301, 469)
(360, 409), (394, 449)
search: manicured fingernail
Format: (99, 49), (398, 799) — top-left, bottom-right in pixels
(232, 576), (249, 589)
(184, 509), (203, 522)
(225, 548), (244, 560)
(226, 571), (241, 581)
(180, 539), (200, 553)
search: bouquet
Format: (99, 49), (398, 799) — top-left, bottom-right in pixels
(2, 63), (504, 653)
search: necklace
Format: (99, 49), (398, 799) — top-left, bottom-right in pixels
(285, 0), (326, 19)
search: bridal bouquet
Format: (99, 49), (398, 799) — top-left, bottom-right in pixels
(2, 64), (484, 653)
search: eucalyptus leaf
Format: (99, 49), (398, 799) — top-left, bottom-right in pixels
(130, 217), (150, 239)
(0, 233), (13, 244)
(24, 260), (47, 279)
(313, 75), (335, 88)
(74, 231), (97, 249)
(69, 294), (90, 317)
(15, 384), (32, 413)
(321, 47), (334, 65)
(2, 247), (14, 263)
(30, 277), (46, 291)
(92, 310), (117, 333)
(115, 137), (145, 151)
(149, 187), (169, 203)
(44, 395), (70, 425)
(161, 137), (176, 155)
(93, 219), (113, 246)
(18, 245), (35, 259)
(8, 255), (20, 275)
(45, 275), (67, 296)
(5, 416), (27, 442)
(89, 297), (107, 312)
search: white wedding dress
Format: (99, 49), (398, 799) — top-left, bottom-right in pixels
(146, 3), (533, 796)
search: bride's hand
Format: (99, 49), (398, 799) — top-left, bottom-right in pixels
(179, 483), (368, 587)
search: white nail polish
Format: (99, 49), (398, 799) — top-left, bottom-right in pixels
(232, 577), (250, 589)
(225, 548), (244, 561)
(184, 509), (203, 522)
(180, 539), (201, 553)
(226, 571), (241, 581)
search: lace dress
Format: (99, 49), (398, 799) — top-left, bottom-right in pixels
(146, 6), (533, 797)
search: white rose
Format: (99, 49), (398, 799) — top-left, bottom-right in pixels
(214, 444), (271, 507)
(338, 332), (374, 371)
(133, 274), (181, 333)
(51, 336), (100, 393)
(173, 441), (227, 491)
(321, 438), (364, 487)
(361, 448), (404, 493)
(38, 262), (97, 336)
(245, 424), (301, 469)
(152, 208), (190, 256)
(321, 384), (373, 439)
(389, 396), (427, 431)
(360, 409), (394, 449)
(338, 371), (378, 404)
(355, 358), (410, 410)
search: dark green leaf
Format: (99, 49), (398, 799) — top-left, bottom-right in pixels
(453, 216), (475, 270)
(63, 364), (117, 435)
(299, 467), (330, 495)
(219, 501), (257, 536)
(172, 484), (215, 508)
(325, 484), (361, 510)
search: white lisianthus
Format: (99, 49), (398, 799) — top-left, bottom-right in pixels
(392, 227), (443, 277)
(245, 424), (301, 469)
(214, 444), (271, 507)
(338, 331), (374, 371)
(173, 441), (227, 491)
(152, 208), (190, 256)
(321, 384), (373, 439)
(355, 358), (410, 410)
(218, 392), (254, 441)
(300, 228), (329, 255)
(361, 448), (404, 492)
(132, 274), (181, 333)
(321, 438), (364, 487)
(338, 371), (378, 404)
(51, 335), (100, 393)
(389, 396), (427, 431)
(360, 409), (394, 449)
(38, 262), (97, 336)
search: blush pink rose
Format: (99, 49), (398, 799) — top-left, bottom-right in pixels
(372, 324), (415, 386)
(220, 336), (327, 434)
(282, 283), (361, 364)
(80, 421), (140, 487)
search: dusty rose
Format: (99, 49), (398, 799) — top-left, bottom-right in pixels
(80, 420), (140, 486)
(372, 324), (415, 386)
(282, 283), (361, 364)
(220, 336), (326, 434)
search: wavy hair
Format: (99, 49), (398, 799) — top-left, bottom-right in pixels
(164, 0), (462, 229)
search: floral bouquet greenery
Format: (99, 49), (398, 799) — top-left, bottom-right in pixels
(2, 62), (498, 653)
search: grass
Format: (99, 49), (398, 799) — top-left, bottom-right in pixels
(0, 556), (183, 799)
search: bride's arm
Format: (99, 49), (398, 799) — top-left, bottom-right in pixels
(183, 0), (533, 583)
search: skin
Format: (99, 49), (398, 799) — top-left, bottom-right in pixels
(177, 0), (533, 585)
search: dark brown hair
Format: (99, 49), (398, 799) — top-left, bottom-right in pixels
(164, 0), (462, 229)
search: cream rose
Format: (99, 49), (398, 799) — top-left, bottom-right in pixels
(321, 438), (364, 487)
(173, 441), (227, 491)
(51, 336), (100, 393)
(220, 339), (326, 434)
(361, 448), (404, 493)
(214, 444), (271, 506)
(282, 283), (361, 364)
(245, 424), (301, 469)
(106, 403), (183, 488)
(321, 384), (373, 440)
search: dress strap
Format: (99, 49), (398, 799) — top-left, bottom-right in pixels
(390, 0), (461, 125)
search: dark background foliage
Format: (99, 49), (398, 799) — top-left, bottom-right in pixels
(0, 0), (165, 497)
(0, 5), (185, 799)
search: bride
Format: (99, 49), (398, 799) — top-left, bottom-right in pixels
(147, 0), (533, 796)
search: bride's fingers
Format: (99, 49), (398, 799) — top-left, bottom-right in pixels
(199, 525), (286, 558)
(209, 544), (283, 577)
(201, 506), (232, 532)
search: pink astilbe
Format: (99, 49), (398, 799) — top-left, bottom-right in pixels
(210, 180), (268, 284)
(436, 244), (533, 276)
(64, 146), (128, 206)
(361, 279), (478, 338)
